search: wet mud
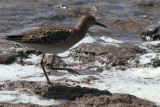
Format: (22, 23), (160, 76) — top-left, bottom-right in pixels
(0, 81), (155, 107)
(0, 42), (158, 106)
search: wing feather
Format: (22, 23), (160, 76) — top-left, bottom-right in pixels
(6, 27), (73, 44)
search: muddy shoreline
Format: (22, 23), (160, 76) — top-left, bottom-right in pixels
(0, 42), (158, 107)
(0, 81), (156, 107)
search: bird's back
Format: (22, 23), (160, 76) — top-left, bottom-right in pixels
(6, 26), (73, 45)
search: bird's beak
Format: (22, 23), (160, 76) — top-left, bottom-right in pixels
(96, 22), (107, 28)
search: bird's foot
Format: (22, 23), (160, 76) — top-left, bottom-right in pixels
(49, 67), (82, 76)
(67, 69), (82, 76)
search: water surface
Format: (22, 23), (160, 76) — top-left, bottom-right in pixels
(0, 0), (160, 45)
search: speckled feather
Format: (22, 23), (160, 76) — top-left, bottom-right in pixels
(7, 27), (73, 45)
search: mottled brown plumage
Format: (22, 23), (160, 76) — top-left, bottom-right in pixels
(6, 14), (107, 84)
(15, 27), (72, 44)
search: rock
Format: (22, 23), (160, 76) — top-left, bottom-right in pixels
(152, 59), (160, 68)
(0, 102), (46, 107)
(2, 81), (156, 107)
(141, 23), (160, 41)
(0, 54), (16, 64)
(0, 44), (42, 65)
(68, 43), (145, 70)
(73, 94), (156, 107)
(43, 84), (112, 100)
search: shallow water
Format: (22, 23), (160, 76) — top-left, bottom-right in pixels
(0, 0), (160, 45)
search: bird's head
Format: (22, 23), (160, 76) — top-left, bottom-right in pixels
(80, 14), (107, 28)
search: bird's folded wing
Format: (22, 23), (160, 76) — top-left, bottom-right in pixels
(6, 27), (73, 44)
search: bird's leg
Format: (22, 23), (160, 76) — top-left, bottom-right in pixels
(50, 55), (55, 69)
(40, 53), (51, 84)
(50, 55), (81, 75)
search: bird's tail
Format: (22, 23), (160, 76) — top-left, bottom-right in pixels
(5, 35), (23, 41)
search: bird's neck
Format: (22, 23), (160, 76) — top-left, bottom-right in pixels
(75, 20), (90, 37)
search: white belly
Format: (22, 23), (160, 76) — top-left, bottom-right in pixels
(20, 42), (73, 54)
